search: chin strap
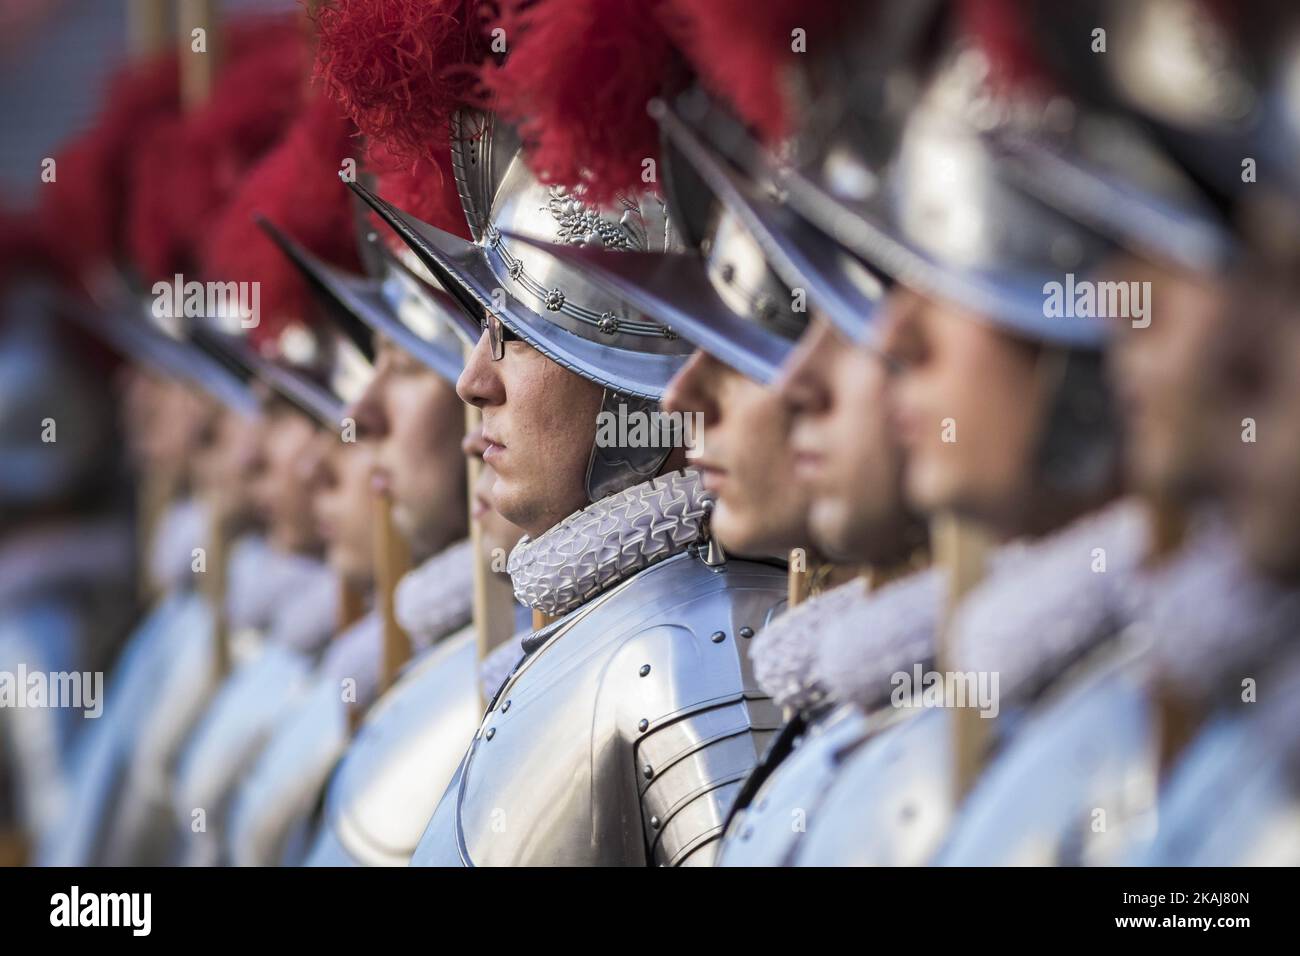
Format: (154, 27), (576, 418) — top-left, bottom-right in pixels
(584, 388), (676, 502)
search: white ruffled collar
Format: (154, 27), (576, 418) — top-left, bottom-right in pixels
(751, 569), (942, 713)
(148, 498), (207, 594)
(814, 569), (943, 711)
(394, 537), (474, 649)
(0, 515), (131, 605)
(951, 499), (1149, 704)
(507, 470), (711, 616)
(227, 536), (327, 634)
(1141, 513), (1300, 707)
(266, 567), (340, 655)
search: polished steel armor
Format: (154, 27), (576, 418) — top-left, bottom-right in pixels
(410, 551), (786, 867)
(305, 628), (481, 866)
(934, 644), (1159, 866)
(716, 705), (869, 866)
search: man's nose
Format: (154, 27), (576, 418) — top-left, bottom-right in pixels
(344, 372), (389, 440)
(774, 318), (835, 415)
(456, 331), (506, 409)
(663, 350), (718, 424)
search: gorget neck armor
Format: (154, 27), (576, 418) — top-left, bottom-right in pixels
(506, 469), (711, 617)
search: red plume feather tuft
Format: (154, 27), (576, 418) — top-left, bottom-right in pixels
(201, 94), (362, 352)
(658, 0), (845, 143)
(367, 139), (472, 246)
(312, 0), (489, 165)
(483, 0), (678, 205)
(37, 50), (181, 285)
(957, 0), (1052, 92)
(2, 206), (72, 296)
(126, 17), (307, 282)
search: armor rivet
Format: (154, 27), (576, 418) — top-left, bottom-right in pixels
(720, 263), (735, 284)
(711, 630), (726, 644)
(598, 312), (619, 334)
(485, 727), (496, 741)
(545, 288), (566, 311)
(501, 699), (511, 713)
(507, 260), (523, 280)
(650, 816), (661, 830)
(639, 664), (651, 677)
(638, 719), (649, 733)
(739, 626), (754, 639)
(643, 764), (654, 779)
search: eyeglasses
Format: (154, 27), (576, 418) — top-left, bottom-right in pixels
(482, 311), (519, 361)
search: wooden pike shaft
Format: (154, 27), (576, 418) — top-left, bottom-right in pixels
(129, 0), (170, 58)
(204, 499), (231, 680)
(931, 513), (993, 803)
(121, 4), (170, 612)
(373, 491), (412, 695)
(178, 0), (220, 112)
(136, 465), (180, 603)
(788, 548), (812, 608)
(337, 575), (366, 633)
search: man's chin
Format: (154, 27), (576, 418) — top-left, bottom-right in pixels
(710, 508), (770, 558)
(809, 499), (861, 564)
(489, 483), (533, 535)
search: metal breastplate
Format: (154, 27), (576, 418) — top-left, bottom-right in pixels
(35, 590), (198, 866)
(172, 643), (313, 865)
(934, 645), (1158, 866)
(225, 671), (351, 866)
(1131, 648), (1300, 867)
(411, 552), (787, 867)
(716, 704), (870, 866)
(1126, 715), (1284, 865)
(102, 593), (223, 866)
(786, 706), (955, 866)
(312, 629), (481, 866)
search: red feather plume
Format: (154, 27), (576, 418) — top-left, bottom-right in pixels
(367, 139), (472, 246)
(483, 0), (679, 205)
(658, 0), (845, 143)
(126, 16), (307, 282)
(201, 94), (362, 353)
(957, 0), (1053, 93)
(312, 0), (490, 165)
(37, 50), (180, 286)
